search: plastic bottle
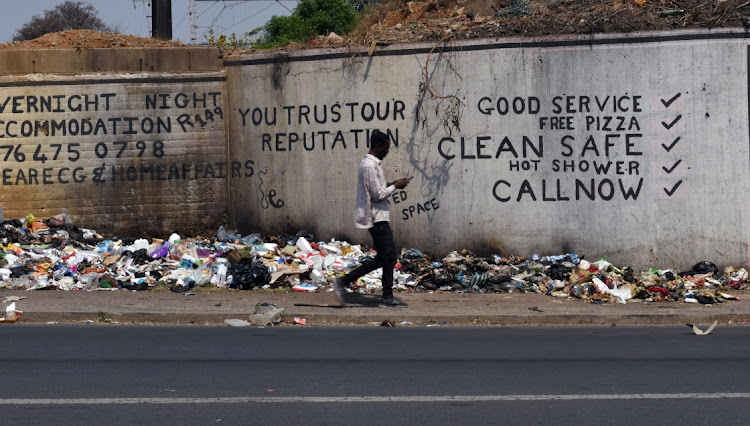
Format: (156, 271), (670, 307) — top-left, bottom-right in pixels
(96, 240), (113, 253)
(213, 263), (228, 288)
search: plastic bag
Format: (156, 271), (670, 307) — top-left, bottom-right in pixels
(248, 303), (285, 326)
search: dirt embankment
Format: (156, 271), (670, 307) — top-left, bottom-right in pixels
(348, 0), (750, 46)
(0, 1), (748, 51)
(0, 29), (184, 50)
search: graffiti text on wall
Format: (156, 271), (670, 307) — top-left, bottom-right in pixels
(238, 100), (408, 151)
(389, 190), (440, 221)
(0, 92), (223, 138)
(439, 94), (650, 202)
(0, 90), (247, 186)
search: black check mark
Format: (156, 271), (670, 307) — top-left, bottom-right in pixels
(661, 137), (681, 153)
(662, 115), (682, 130)
(662, 159), (682, 174)
(663, 180), (683, 196)
(660, 93), (681, 108)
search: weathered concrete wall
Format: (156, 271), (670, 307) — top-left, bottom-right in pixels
(0, 48), (223, 75)
(224, 29), (750, 269)
(0, 48), (233, 236)
(2, 33), (749, 268)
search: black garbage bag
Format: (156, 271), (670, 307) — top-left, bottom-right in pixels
(10, 265), (32, 278)
(489, 275), (512, 284)
(679, 261), (719, 277)
(274, 233), (295, 247)
(696, 294), (715, 304)
(622, 267), (635, 283)
(130, 249), (151, 265)
(692, 261), (719, 275)
(228, 262), (271, 290)
(548, 263), (571, 281)
(430, 272), (452, 285)
(123, 281), (149, 291)
(294, 230), (314, 242)
(170, 279), (196, 293)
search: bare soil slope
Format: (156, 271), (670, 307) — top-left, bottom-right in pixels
(0, 29), (184, 49)
(0, 1), (747, 51)
(349, 0), (749, 47)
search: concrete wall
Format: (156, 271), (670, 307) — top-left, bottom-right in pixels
(0, 48), (232, 236)
(224, 29), (750, 269)
(1, 32), (749, 268)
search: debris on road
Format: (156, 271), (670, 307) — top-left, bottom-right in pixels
(1, 301), (21, 322)
(687, 320), (718, 335)
(224, 319), (251, 327)
(248, 303), (285, 326)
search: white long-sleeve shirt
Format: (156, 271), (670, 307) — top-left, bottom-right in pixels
(354, 154), (396, 229)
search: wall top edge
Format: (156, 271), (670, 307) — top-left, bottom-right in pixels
(0, 47), (225, 75)
(0, 72), (226, 87)
(223, 27), (750, 66)
(0, 47), (222, 53)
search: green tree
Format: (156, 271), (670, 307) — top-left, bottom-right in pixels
(12, 1), (113, 42)
(260, 0), (356, 46)
(295, 0), (357, 35)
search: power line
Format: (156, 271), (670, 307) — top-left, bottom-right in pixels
(132, 0), (152, 36)
(190, 0), (297, 42)
(214, 2), (278, 34)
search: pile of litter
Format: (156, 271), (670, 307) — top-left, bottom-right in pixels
(399, 250), (745, 305)
(0, 211), (746, 305)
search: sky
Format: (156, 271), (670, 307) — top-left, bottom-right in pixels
(0, 0), (297, 44)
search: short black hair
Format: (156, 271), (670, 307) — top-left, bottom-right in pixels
(370, 129), (389, 148)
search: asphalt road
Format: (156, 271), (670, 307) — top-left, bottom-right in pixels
(2, 325), (750, 425)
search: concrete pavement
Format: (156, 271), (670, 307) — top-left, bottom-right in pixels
(3, 288), (750, 327)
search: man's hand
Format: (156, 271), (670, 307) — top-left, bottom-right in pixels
(392, 177), (412, 189)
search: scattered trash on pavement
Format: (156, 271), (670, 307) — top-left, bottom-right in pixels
(224, 319), (251, 327)
(1, 301), (22, 322)
(248, 303), (285, 326)
(687, 320), (718, 335)
(292, 283), (317, 292)
(0, 211), (747, 309)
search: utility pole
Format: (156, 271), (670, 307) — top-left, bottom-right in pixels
(152, 0), (173, 40)
(190, 0), (197, 43)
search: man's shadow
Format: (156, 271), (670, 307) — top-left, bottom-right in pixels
(341, 292), (381, 308)
(294, 293), (381, 308)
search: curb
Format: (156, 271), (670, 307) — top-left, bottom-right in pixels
(12, 311), (750, 327)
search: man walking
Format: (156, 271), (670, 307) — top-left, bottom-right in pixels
(334, 129), (411, 307)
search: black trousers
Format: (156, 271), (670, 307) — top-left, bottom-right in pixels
(343, 221), (397, 298)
